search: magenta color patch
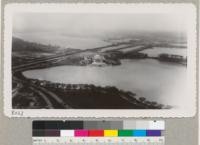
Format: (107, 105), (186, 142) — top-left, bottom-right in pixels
(74, 130), (89, 137)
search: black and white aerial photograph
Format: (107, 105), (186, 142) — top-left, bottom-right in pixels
(8, 5), (195, 112)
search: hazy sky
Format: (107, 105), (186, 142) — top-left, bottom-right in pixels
(13, 13), (187, 37)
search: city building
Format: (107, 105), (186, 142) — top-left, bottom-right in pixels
(91, 54), (106, 66)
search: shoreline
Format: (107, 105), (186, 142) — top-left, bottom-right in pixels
(12, 70), (171, 109)
(11, 40), (185, 110)
(12, 54), (184, 109)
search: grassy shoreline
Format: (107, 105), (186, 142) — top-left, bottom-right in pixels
(13, 71), (170, 109)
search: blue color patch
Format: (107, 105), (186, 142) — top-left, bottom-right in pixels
(133, 130), (147, 136)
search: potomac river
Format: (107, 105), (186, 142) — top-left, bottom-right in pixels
(23, 59), (187, 108)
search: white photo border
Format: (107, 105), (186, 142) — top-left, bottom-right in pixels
(3, 3), (197, 117)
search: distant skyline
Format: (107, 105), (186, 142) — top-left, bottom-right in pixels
(13, 13), (187, 37)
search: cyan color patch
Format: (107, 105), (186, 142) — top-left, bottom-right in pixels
(133, 130), (146, 136)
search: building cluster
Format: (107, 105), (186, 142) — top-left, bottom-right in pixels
(80, 54), (107, 66)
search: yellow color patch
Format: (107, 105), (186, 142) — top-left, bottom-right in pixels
(104, 130), (118, 137)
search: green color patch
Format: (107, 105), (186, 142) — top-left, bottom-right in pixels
(118, 130), (133, 136)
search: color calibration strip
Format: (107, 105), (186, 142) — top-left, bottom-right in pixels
(33, 120), (165, 130)
(33, 129), (162, 137)
(32, 120), (165, 144)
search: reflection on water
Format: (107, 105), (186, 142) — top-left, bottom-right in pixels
(23, 59), (187, 107)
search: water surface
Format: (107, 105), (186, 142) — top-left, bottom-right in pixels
(23, 59), (187, 108)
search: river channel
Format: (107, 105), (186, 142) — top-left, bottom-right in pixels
(23, 59), (187, 108)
